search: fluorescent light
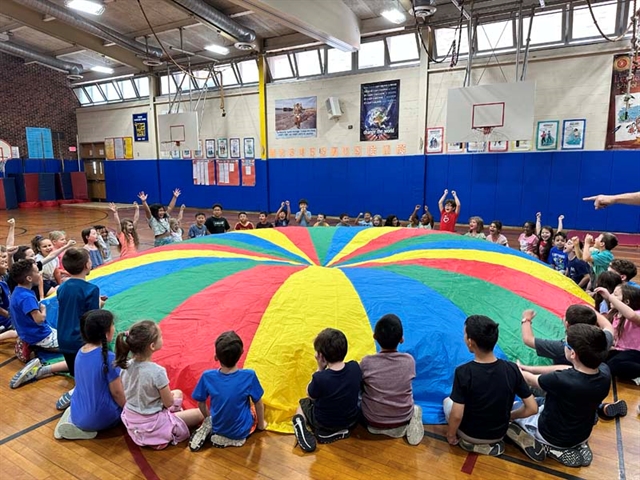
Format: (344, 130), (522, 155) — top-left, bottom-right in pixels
(204, 44), (230, 55)
(66, 0), (105, 16)
(381, 8), (406, 24)
(91, 66), (114, 74)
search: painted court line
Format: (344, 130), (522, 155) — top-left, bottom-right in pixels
(0, 413), (63, 446)
(612, 379), (626, 480)
(0, 356), (18, 368)
(123, 432), (162, 480)
(460, 453), (478, 474)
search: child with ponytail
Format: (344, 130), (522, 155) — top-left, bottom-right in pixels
(115, 320), (204, 449)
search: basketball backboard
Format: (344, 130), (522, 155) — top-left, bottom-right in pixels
(446, 81), (536, 144)
(158, 112), (199, 151)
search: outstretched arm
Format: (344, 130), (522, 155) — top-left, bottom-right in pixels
(584, 192), (640, 209)
(132, 202), (140, 228)
(354, 212), (362, 226)
(596, 288), (640, 326)
(452, 191), (460, 214)
(109, 203), (121, 232)
(438, 189), (448, 212)
(535, 212), (542, 235)
(520, 309), (537, 349)
(6, 218), (15, 247)
(557, 215), (564, 233)
(42, 240), (76, 266)
(409, 205), (420, 221)
(582, 234), (594, 263)
(177, 205), (185, 224)
(166, 189), (181, 216)
(137, 192), (152, 220)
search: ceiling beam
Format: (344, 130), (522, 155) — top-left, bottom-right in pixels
(0, 21), (25, 32)
(0, 0), (148, 70)
(128, 16), (200, 39)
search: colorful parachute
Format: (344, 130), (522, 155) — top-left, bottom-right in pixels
(45, 228), (592, 432)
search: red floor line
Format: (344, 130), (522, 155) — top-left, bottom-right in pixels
(461, 452), (478, 474)
(124, 433), (162, 480)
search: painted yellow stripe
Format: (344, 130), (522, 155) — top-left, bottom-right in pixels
(237, 229), (314, 265)
(344, 249), (593, 303)
(325, 227), (393, 266)
(88, 249), (301, 281)
(244, 266), (376, 433)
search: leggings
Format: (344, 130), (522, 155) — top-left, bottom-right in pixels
(606, 349), (640, 380)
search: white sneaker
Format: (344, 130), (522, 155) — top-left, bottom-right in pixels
(211, 434), (246, 448)
(10, 358), (41, 389)
(405, 405), (424, 446)
(54, 408), (97, 440)
(189, 416), (212, 451)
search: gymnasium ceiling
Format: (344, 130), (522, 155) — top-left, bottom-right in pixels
(0, 0), (625, 80)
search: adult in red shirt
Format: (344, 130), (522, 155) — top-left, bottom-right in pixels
(438, 189), (461, 232)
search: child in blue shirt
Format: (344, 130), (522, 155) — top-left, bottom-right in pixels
(548, 232), (569, 274)
(188, 213), (208, 238)
(294, 199), (312, 227)
(565, 239), (590, 288)
(274, 201), (291, 227)
(189, 331), (266, 450)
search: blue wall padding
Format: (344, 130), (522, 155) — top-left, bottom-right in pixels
(104, 160), (161, 205)
(58, 173), (74, 199)
(9, 174), (26, 203)
(63, 160), (83, 172)
(2, 178), (18, 209)
(5, 159), (23, 175)
(38, 173), (56, 201)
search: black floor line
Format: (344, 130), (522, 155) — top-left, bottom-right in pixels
(0, 413), (63, 446)
(0, 356), (18, 368)
(612, 380), (626, 480)
(422, 430), (587, 480)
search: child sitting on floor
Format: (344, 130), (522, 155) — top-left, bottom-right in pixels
(234, 212), (255, 231)
(292, 328), (362, 453)
(188, 212), (209, 238)
(188, 331), (266, 451)
(464, 217), (486, 239)
(608, 259), (639, 288)
(514, 324), (611, 468)
(548, 232), (569, 273)
(565, 238), (590, 288)
(443, 315), (538, 457)
(255, 212), (274, 229)
(360, 314), (423, 445)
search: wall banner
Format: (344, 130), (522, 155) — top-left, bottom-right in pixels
(360, 80), (400, 141)
(606, 54), (640, 149)
(133, 113), (149, 142)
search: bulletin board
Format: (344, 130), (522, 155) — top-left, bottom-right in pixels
(106, 137), (134, 159)
(241, 159), (256, 187)
(192, 159), (216, 186)
(216, 159), (240, 186)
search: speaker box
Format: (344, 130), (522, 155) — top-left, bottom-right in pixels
(325, 97), (343, 119)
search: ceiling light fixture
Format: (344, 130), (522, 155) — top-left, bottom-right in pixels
(381, 8), (406, 24)
(204, 44), (230, 55)
(66, 0), (105, 16)
(91, 65), (114, 74)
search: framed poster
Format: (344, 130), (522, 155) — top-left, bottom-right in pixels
(182, 150), (192, 159)
(466, 141), (486, 153)
(360, 80), (400, 141)
(488, 140), (508, 152)
(205, 139), (216, 158)
(218, 138), (228, 158)
(194, 140), (204, 159)
(133, 113), (148, 141)
(275, 97), (317, 138)
(536, 121), (559, 150)
(170, 150), (180, 159)
(426, 127), (444, 153)
(511, 140), (532, 151)
(230, 137), (241, 158)
(447, 142), (465, 153)
(561, 119), (586, 150)
(606, 54), (640, 149)
(244, 137), (255, 158)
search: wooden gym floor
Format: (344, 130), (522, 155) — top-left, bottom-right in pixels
(0, 205), (638, 480)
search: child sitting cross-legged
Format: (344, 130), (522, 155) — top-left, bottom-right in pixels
(513, 324), (612, 468)
(292, 328), (362, 453)
(188, 331), (266, 451)
(360, 314), (424, 445)
(444, 315), (539, 457)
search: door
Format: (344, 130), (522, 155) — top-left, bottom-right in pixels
(84, 159), (106, 201)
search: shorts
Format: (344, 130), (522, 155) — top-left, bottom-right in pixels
(34, 328), (59, 350)
(514, 405), (587, 449)
(121, 405), (190, 448)
(299, 398), (354, 433)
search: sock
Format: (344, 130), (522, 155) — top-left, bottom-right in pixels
(36, 364), (53, 379)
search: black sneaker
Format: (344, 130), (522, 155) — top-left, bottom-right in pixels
(506, 422), (546, 462)
(292, 414), (316, 453)
(546, 446), (583, 467)
(598, 400), (628, 419)
(316, 428), (350, 444)
(189, 416), (212, 452)
(576, 443), (593, 467)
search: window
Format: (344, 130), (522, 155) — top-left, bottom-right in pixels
(387, 33), (419, 62)
(100, 82), (121, 101)
(134, 77), (150, 97)
(73, 87), (91, 105)
(478, 20), (514, 51)
(435, 27), (469, 57)
(117, 79), (137, 99)
(219, 65), (238, 86)
(522, 10), (563, 44)
(160, 75), (176, 95)
(295, 49), (323, 76)
(191, 70), (215, 89)
(84, 84), (105, 103)
(172, 72), (194, 91)
(268, 54), (294, 79)
(237, 59), (259, 83)
(358, 40), (385, 69)
(327, 48), (352, 73)
(572, 3), (617, 39)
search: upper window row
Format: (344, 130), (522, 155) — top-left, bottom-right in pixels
(73, 77), (149, 106)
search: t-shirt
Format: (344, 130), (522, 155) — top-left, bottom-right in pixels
(35, 253), (57, 281)
(148, 217), (170, 236)
(70, 348), (122, 431)
(439, 211), (458, 232)
(0, 280), (11, 329)
(274, 218), (289, 227)
(295, 211), (312, 227)
(549, 247), (569, 272)
(188, 224), (208, 238)
(590, 249), (614, 280)
(307, 361), (361, 429)
(486, 234), (509, 247)
(538, 364), (611, 448)
(612, 312), (640, 351)
(56, 278), (100, 354)
(335, 222), (351, 227)
(538, 239), (550, 263)
(192, 369), (264, 440)
(205, 216), (230, 234)
(9, 286), (51, 344)
(464, 232), (486, 240)
(360, 352), (415, 427)
(255, 222), (274, 229)
(567, 257), (590, 285)
(122, 360), (169, 415)
(86, 248), (104, 269)
(518, 233), (538, 255)
(234, 222), (254, 231)
(629, 280), (640, 289)
(450, 359), (531, 441)
(358, 220), (373, 227)
(535, 330), (614, 365)
(117, 231), (137, 259)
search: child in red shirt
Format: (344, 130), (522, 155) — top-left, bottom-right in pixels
(438, 189), (461, 232)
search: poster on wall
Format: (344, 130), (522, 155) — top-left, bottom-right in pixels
(25, 127), (54, 158)
(124, 137), (134, 159)
(230, 138), (241, 158)
(105, 138), (115, 160)
(275, 96), (317, 139)
(114, 137), (125, 159)
(194, 140), (204, 159)
(561, 119), (586, 150)
(242, 158), (256, 187)
(244, 138), (255, 158)
(216, 159), (240, 186)
(536, 121), (559, 151)
(218, 138), (228, 158)
(205, 139), (216, 158)
(606, 54), (640, 149)
(170, 150), (180, 159)
(467, 141), (486, 153)
(511, 140), (532, 151)
(360, 80), (400, 141)
(192, 159), (215, 186)
(447, 142), (465, 153)
(425, 127), (444, 153)
(133, 113), (148, 142)
(488, 140), (508, 152)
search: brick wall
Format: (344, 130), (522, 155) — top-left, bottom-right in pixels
(0, 52), (79, 158)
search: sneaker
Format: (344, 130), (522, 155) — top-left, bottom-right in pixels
(405, 405), (424, 446)
(10, 358), (41, 388)
(316, 428), (350, 444)
(506, 422), (546, 462)
(459, 438), (505, 457)
(189, 417), (212, 452)
(15, 338), (33, 363)
(54, 408), (97, 441)
(367, 424), (406, 438)
(56, 391), (73, 411)
(211, 434), (246, 448)
(546, 446), (583, 467)
(292, 414), (316, 453)
(598, 400), (628, 419)
(577, 443), (593, 467)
